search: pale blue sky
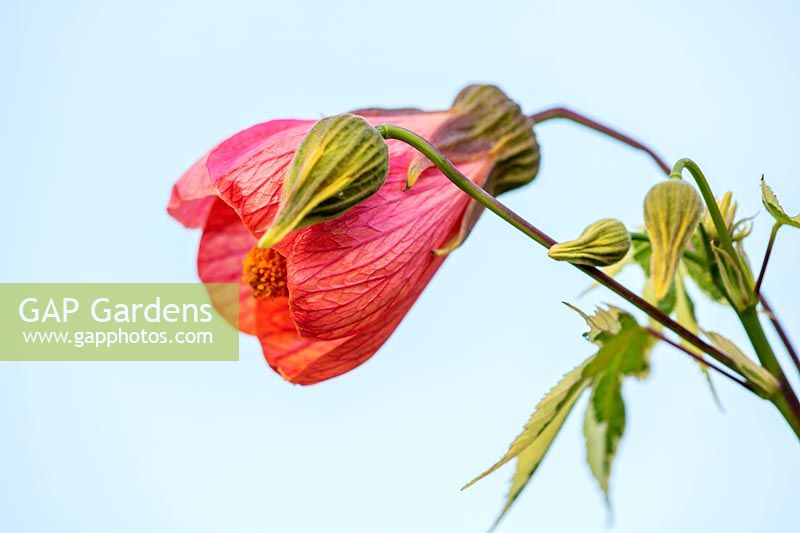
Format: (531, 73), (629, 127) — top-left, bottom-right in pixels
(1, 1), (799, 532)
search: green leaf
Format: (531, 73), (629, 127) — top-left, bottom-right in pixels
(579, 307), (651, 501)
(563, 303), (622, 345)
(593, 317), (652, 378)
(464, 306), (654, 527)
(584, 372), (625, 499)
(462, 362), (591, 526)
(631, 238), (652, 275)
(761, 177), (800, 228)
(492, 370), (589, 526)
(685, 234), (726, 302)
(674, 267), (722, 406)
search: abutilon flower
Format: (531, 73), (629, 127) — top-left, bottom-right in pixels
(167, 85), (539, 385)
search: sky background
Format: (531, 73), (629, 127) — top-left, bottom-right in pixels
(1, 1), (799, 531)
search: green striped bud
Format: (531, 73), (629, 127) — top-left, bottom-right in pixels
(711, 243), (756, 311)
(547, 218), (631, 266)
(644, 179), (703, 300)
(258, 114), (389, 249)
(406, 84), (539, 193)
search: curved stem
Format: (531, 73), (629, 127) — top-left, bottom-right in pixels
(670, 159), (800, 436)
(670, 158), (739, 261)
(377, 124), (740, 375)
(529, 107), (671, 174)
(760, 295), (800, 376)
(737, 307), (800, 438)
(755, 223), (781, 296)
(538, 109), (800, 385)
(528, 112), (800, 434)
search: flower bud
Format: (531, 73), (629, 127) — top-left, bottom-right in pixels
(406, 84), (539, 193)
(258, 114), (389, 249)
(548, 218), (631, 266)
(643, 179), (703, 300)
(711, 243), (755, 311)
(701, 191), (737, 242)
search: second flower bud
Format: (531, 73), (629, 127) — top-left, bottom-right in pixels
(258, 114), (390, 249)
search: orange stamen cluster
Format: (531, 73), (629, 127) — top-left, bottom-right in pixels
(242, 246), (289, 299)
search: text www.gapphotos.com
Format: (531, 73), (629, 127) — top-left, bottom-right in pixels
(21, 329), (214, 348)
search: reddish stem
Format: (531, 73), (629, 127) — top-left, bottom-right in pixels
(529, 106), (671, 174)
(531, 105), (800, 378)
(645, 327), (756, 393)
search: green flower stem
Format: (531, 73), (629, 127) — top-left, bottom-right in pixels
(531, 108), (800, 397)
(671, 158), (800, 437)
(738, 306), (800, 438)
(754, 222), (781, 296)
(670, 158), (740, 264)
(629, 232), (706, 266)
(376, 124), (741, 376)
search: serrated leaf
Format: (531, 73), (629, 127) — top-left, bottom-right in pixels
(574, 306), (653, 378)
(463, 362), (591, 492)
(580, 307), (652, 502)
(584, 372), (625, 499)
(761, 177), (800, 228)
(491, 373), (589, 526)
(468, 306), (653, 526)
(564, 302), (622, 345)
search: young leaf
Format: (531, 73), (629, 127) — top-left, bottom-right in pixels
(563, 303), (622, 345)
(580, 308), (651, 500)
(462, 362), (592, 527)
(584, 372), (625, 499)
(463, 362), (591, 491)
(761, 177), (800, 229)
(594, 317), (652, 378)
(490, 370), (590, 526)
(466, 306), (653, 526)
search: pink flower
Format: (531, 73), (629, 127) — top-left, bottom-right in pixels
(168, 86), (537, 385)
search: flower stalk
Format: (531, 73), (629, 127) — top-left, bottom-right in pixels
(376, 125), (740, 375)
(668, 158), (800, 434)
(530, 107), (800, 384)
(754, 222), (781, 296)
(378, 124), (800, 439)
